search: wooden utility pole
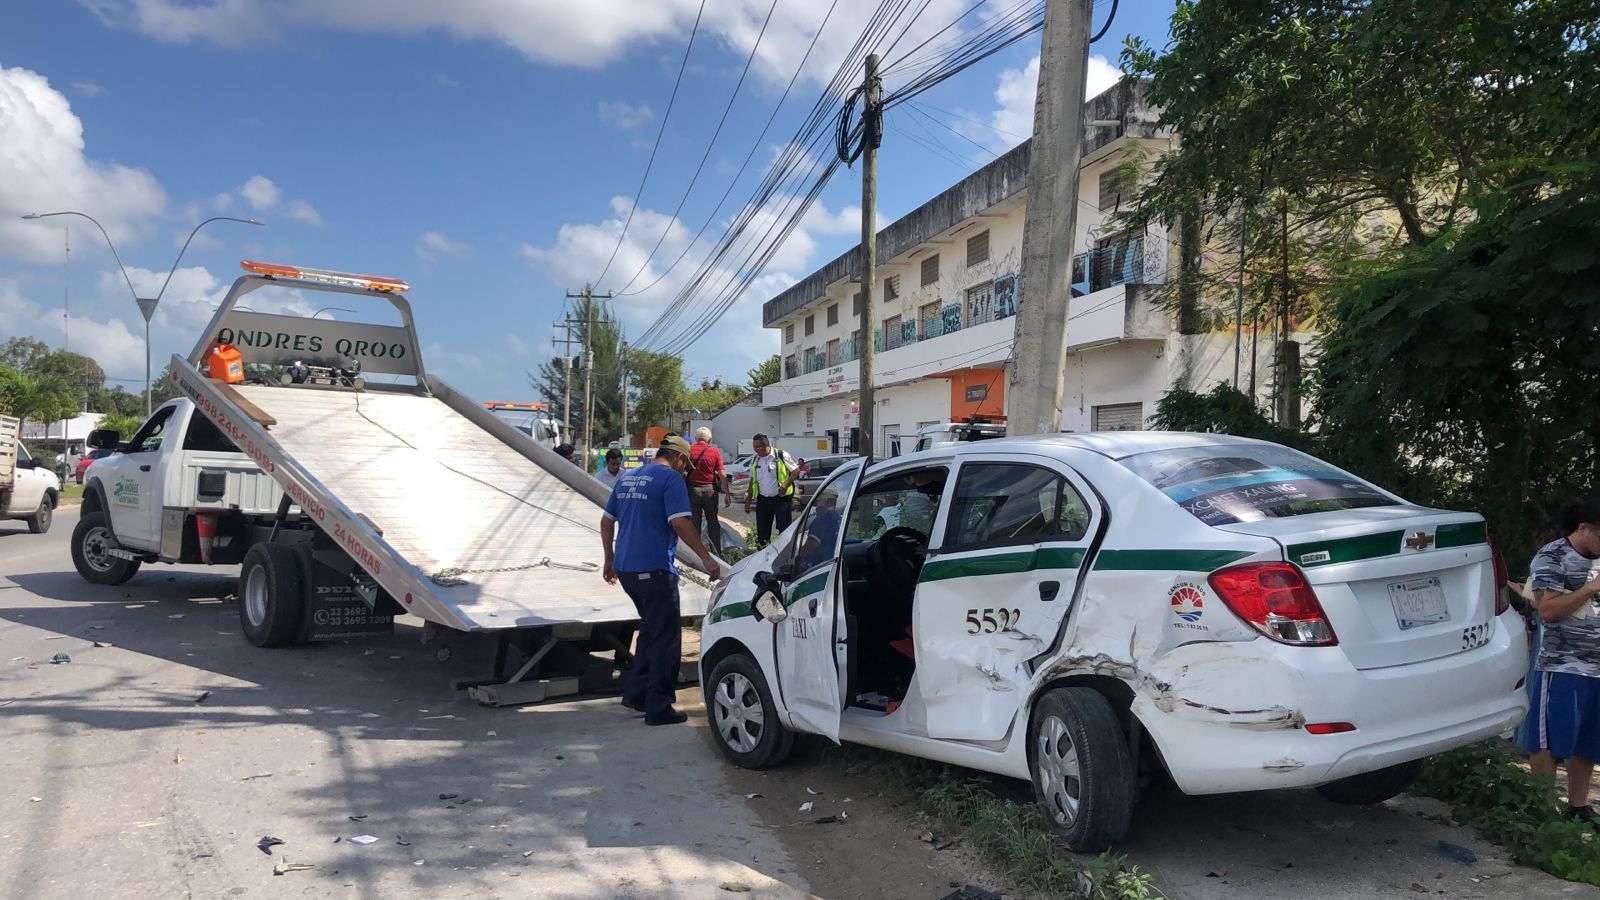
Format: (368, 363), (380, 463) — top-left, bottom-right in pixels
(567, 285), (614, 459)
(551, 318), (580, 431)
(856, 53), (883, 458)
(1008, 0), (1094, 436)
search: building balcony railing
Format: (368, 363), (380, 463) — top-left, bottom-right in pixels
(1073, 233), (1149, 297)
(803, 351), (828, 374)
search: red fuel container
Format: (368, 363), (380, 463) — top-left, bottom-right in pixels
(208, 343), (244, 383)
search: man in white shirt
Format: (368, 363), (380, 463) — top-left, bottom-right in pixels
(594, 448), (624, 491)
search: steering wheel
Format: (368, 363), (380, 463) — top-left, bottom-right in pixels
(874, 526), (927, 587)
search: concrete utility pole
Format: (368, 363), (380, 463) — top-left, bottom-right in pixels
(855, 53), (883, 458)
(552, 318), (580, 431)
(567, 286), (614, 459)
(1008, 0), (1094, 436)
(619, 338), (630, 447)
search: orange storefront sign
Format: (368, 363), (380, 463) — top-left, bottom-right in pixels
(947, 368), (1006, 420)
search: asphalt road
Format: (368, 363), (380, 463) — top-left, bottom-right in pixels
(4, 508), (1599, 900)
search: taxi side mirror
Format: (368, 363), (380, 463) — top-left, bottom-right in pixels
(751, 589), (787, 624)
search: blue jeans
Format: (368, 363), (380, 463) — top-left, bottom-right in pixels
(617, 570), (682, 718)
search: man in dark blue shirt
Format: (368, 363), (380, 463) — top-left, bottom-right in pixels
(601, 434), (721, 725)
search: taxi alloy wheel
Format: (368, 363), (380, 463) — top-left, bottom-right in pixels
(704, 652), (795, 769)
(1029, 687), (1135, 852)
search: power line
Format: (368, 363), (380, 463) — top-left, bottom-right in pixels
(592, 0), (709, 289)
(612, 0), (782, 296)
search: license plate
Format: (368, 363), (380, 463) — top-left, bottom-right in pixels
(1388, 576), (1449, 630)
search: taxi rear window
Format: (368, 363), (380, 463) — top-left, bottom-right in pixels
(1117, 444), (1397, 526)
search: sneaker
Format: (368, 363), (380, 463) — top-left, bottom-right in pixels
(620, 697), (645, 712)
(645, 708), (689, 726)
(1564, 805), (1598, 824)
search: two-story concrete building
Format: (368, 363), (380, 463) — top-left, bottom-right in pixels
(759, 80), (1290, 453)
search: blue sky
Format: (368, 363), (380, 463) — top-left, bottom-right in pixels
(0, 0), (1175, 405)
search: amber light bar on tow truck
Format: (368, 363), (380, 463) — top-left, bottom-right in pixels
(241, 260), (410, 293)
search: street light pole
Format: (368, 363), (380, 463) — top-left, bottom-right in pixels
(312, 307), (356, 319)
(22, 212), (263, 416)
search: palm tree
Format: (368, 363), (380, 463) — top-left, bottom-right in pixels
(0, 367), (78, 438)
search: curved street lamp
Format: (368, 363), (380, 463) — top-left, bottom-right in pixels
(22, 211), (263, 415)
(312, 306), (356, 319)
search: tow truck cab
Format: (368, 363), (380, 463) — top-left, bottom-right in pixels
(78, 399), (283, 566)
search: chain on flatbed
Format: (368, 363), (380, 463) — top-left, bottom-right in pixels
(429, 557), (599, 586)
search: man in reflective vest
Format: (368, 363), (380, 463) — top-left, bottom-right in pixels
(744, 433), (798, 547)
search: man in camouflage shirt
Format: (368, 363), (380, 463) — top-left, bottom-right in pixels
(1526, 499), (1600, 823)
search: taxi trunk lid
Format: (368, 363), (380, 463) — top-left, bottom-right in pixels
(1218, 508), (1494, 670)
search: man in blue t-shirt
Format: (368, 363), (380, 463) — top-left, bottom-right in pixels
(600, 434), (721, 725)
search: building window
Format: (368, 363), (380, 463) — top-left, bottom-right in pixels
(827, 303), (839, 327)
(805, 313), (815, 336)
(827, 338), (841, 366)
(884, 274), (900, 300)
(966, 230), (990, 267)
(920, 254), (939, 287)
(885, 314), (905, 350)
(784, 354), (798, 379)
(852, 291), (863, 316)
(965, 282), (995, 326)
(1093, 402), (1144, 432)
(784, 323), (795, 345)
(805, 406), (814, 429)
(919, 301), (942, 339)
(846, 330), (860, 362)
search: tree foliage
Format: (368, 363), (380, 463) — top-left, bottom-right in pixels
(0, 366), (78, 435)
(627, 349), (685, 432)
(527, 293), (624, 441)
(745, 354), (781, 391)
(1313, 167), (1600, 566)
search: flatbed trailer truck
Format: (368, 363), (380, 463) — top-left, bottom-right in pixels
(73, 260), (712, 705)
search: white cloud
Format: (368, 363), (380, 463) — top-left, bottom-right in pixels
(990, 53), (1122, 144)
(210, 191), (234, 212)
(285, 199), (322, 225)
(240, 175), (282, 210)
(597, 100), (652, 131)
(433, 73), (460, 88)
(416, 230), (471, 261)
(505, 333), (530, 356)
(0, 65), (166, 264)
(72, 81), (107, 98)
(81, 0), (988, 90)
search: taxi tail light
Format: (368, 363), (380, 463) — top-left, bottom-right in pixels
(1304, 722), (1356, 735)
(1489, 538), (1510, 616)
(1208, 562), (1338, 647)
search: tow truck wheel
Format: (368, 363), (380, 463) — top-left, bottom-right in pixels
(240, 543), (306, 648)
(71, 510), (141, 585)
(1315, 758), (1424, 805)
(704, 653), (794, 769)
(26, 496), (52, 534)
(1029, 687), (1135, 853)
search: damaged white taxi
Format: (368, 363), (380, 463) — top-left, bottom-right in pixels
(698, 433), (1527, 850)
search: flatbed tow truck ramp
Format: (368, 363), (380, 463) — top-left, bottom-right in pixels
(99, 260), (711, 706)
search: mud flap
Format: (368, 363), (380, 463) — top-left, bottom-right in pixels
(302, 556), (394, 641)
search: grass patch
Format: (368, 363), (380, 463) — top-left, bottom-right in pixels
(1413, 740), (1600, 884)
(59, 483), (84, 503)
(860, 750), (1162, 900)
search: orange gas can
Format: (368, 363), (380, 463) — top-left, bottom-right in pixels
(208, 342), (245, 384)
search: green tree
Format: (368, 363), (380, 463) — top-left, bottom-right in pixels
(0, 337), (51, 373)
(745, 354), (781, 391)
(95, 411), (143, 438)
(627, 349), (685, 431)
(0, 366), (78, 436)
(526, 293), (624, 442)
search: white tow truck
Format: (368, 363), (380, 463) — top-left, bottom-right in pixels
(1, 415), (61, 533)
(71, 260), (712, 705)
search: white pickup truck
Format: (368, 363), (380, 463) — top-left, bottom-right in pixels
(1, 415), (60, 533)
(72, 259), (712, 705)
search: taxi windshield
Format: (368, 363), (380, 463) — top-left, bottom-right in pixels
(1118, 444), (1397, 526)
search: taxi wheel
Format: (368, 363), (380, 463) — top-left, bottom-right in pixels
(1029, 687), (1135, 852)
(704, 652), (795, 769)
(1315, 759), (1424, 805)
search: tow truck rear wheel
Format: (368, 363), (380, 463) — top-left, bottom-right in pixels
(1315, 758), (1424, 805)
(71, 510), (141, 585)
(240, 543), (306, 648)
(704, 653), (794, 769)
(1029, 687), (1136, 853)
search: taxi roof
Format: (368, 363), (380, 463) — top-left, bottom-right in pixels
(941, 430), (1278, 461)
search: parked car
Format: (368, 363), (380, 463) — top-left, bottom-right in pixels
(790, 453), (855, 501)
(76, 448), (115, 484)
(699, 432), (1526, 851)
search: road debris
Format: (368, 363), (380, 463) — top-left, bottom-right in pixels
(272, 861), (314, 875)
(522, 850), (535, 858)
(919, 831), (954, 851)
(257, 836), (285, 855)
(194, 691), (211, 704)
(348, 815), (368, 821)
(92, 641), (112, 648)
(798, 801), (813, 813)
(939, 887), (1000, 900)
(50, 653), (70, 664)
(1436, 840), (1477, 865)
(29, 797), (41, 803)
(396, 836), (411, 846)
(719, 882), (752, 893)
(350, 835), (379, 845)
(241, 773), (274, 781)
(813, 815), (839, 824)
(805, 787), (821, 795)
(439, 793), (459, 801)
(743, 792), (763, 800)
(413, 859), (425, 866)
